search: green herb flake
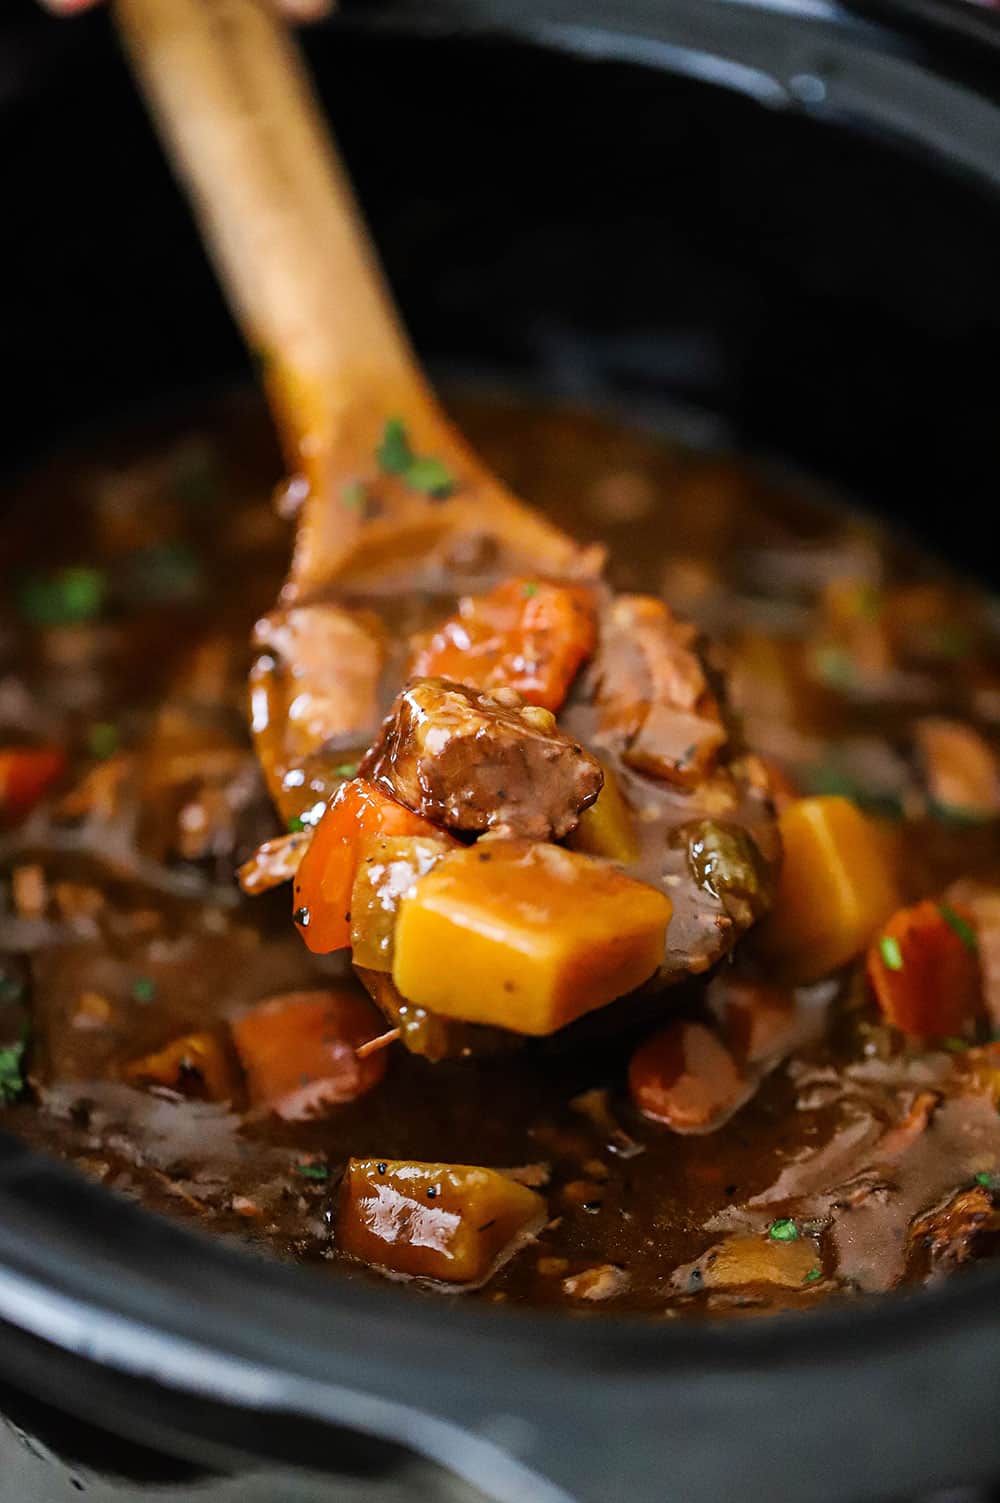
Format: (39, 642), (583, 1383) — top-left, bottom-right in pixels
(404, 456), (455, 500)
(879, 935), (904, 972)
(376, 417), (414, 476)
(854, 584), (883, 622)
(813, 645), (858, 691)
(131, 976), (157, 1005)
(768, 1218), (799, 1243)
(804, 1267), (823, 1284)
(87, 722), (119, 760)
(522, 582), (540, 599)
(127, 542), (204, 604)
(942, 1036), (970, 1054)
(939, 903), (978, 953)
(341, 480), (368, 512)
(296, 1162), (329, 1182)
(975, 1171), (994, 1188)
(18, 566), (106, 627)
(287, 816), (305, 833)
(0, 1031), (28, 1104)
(333, 762), (359, 779)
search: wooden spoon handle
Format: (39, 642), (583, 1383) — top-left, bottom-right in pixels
(114, 0), (424, 468)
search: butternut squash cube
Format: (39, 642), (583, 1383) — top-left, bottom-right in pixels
(754, 795), (900, 983)
(568, 762), (639, 864)
(392, 840), (672, 1034)
(337, 1158), (547, 1285)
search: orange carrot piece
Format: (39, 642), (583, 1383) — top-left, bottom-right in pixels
(410, 577), (597, 712)
(867, 899), (982, 1039)
(124, 1031), (238, 1102)
(231, 987), (387, 1120)
(292, 778), (445, 954)
(0, 747), (66, 824)
(717, 976), (798, 1064)
(628, 1020), (748, 1133)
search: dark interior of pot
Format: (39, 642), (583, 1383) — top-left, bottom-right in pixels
(3, 1), (1000, 1499)
(7, 6), (1000, 571)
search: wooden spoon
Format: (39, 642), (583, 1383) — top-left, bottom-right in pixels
(114, 0), (779, 1056)
(114, 0), (590, 596)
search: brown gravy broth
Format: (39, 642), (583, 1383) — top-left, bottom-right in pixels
(3, 389), (1000, 1316)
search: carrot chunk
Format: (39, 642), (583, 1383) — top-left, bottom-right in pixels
(915, 717), (1000, 820)
(0, 747), (66, 824)
(867, 899), (982, 1039)
(410, 577), (597, 712)
(292, 778), (446, 954)
(124, 1030), (238, 1103)
(231, 987), (388, 1120)
(337, 1158), (546, 1285)
(754, 796), (900, 983)
(628, 1020), (749, 1133)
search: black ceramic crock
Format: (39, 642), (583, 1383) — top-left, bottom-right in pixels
(2, 1), (1000, 1499)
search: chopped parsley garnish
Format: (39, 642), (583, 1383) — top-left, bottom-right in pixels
(376, 417), (414, 476)
(296, 1162), (329, 1182)
(804, 1267), (822, 1284)
(522, 582), (540, 599)
(940, 903), (977, 953)
(375, 418), (455, 499)
(942, 1037), (970, 1053)
(0, 975), (25, 1005)
(0, 1031), (28, 1104)
(975, 1171), (994, 1188)
(18, 566), (106, 627)
(333, 762), (359, 779)
(813, 645), (858, 691)
(768, 1218), (799, 1243)
(87, 722), (119, 760)
(341, 480), (368, 512)
(879, 935), (904, 972)
(127, 542), (204, 604)
(131, 976), (157, 1005)
(287, 816), (305, 833)
(404, 456), (455, 500)
(854, 585), (883, 622)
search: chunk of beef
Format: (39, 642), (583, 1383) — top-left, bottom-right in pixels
(906, 1185), (1000, 1281)
(593, 595), (727, 786)
(250, 605), (383, 817)
(359, 677), (603, 840)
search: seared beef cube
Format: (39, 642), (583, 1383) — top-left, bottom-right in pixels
(360, 677), (603, 840)
(594, 596), (727, 786)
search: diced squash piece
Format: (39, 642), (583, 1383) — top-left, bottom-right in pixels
(410, 577), (597, 712)
(392, 841), (672, 1034)
(629, 1020), (749, 1133)
(350, 834), (454, 971)
(754, 796), (900, 983)
(867, 899), (982, 1039)
(123, 1030), (238, 1102)
(0, 746), (66, 824)
(231, 987), (387, 1120)
(568, 761), (639, 864)
(674, 1234), (822, 1292)
(336, 1158), (546, 1285)
(293, 778), (446, 954)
